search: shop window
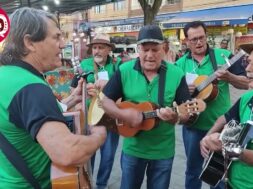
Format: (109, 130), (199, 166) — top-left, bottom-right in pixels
(114, 1), (124, 11)
(94, 5), (106, 14)
(167, 0), (181, 4)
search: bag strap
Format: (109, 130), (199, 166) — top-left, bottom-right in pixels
(158, 61), (167, 107)
(0, 132), (41, 189)
(209, 48), (218, 71)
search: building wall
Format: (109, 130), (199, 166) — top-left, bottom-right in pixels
(89, 2), (129, 22)
(182, 0), (253, 11)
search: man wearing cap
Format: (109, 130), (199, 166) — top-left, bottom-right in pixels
(176, 21), (249, 189)
(101, 25), (192, 189)
(200, 42), (253, 189)
(71, 33), (121, 189)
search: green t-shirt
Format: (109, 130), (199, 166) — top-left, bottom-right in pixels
(176, 48), (232, 130)
(80, 56), (121, 107)
(229, 91), (253, 189)
(80, 56), (121, 83)
(0, 65), (51, 189)
(119, 60), (186, 159)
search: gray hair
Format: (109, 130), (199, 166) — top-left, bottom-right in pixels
(0, 7), (58, 65)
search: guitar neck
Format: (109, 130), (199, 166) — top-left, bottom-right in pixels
(142, 107), (178, 120)
(143, 111), (157, 120)
(197, 51), (245, 92)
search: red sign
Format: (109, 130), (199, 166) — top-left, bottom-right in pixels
(235, 35), (253, 48)
(0, 8), (10, 42)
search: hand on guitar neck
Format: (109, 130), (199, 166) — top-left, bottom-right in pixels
(156, 104), (179, 125)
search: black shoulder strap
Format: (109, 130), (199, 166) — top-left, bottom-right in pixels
(209, 48), (218, 71)
(158, 61), (167, 107)
(0, 132), (41, 189)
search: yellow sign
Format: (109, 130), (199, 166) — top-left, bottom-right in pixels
(109, 33), (125, 37)
(207, 26), (247, 35)
(163, 29), (177, 38)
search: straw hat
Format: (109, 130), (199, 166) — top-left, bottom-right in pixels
(87, 33), (115, 50)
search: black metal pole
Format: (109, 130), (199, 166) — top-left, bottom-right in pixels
(27, 0), (31, 7)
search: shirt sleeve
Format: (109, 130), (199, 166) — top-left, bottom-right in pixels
(103, 70), (123, 101)
(175, 76), (192, 104)
(8, 83), (67, 140)
(224, 98), (240, 123)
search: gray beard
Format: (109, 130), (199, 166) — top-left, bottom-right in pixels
(94, 56), (103, 64)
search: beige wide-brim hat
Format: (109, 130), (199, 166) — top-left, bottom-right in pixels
(240, 42), (253, 54)
(87, 33), (115, 50)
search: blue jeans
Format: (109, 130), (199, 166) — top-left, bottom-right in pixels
(91, 130), (119, 189)
(182, 126), (224, 189)
(120, 152), (174, 189)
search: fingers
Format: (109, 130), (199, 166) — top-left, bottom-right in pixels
(157, 107), (178, 124)
(200, 138), (210, 158)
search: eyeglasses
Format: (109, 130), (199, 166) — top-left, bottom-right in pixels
(188, 35), (206, 44)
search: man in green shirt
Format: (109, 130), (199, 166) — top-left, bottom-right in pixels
(101, 25), (192, 189)
(200, 41), (253, 189)
(0, 7), (106, 189)
(71, 33), (122, 189)
(176, 21), (249, 189)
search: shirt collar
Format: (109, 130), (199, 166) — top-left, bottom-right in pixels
(8, 59), (44, 80)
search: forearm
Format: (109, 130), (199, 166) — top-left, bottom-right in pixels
(61, 94), (74, 110)
(239, 149), (253, 165)
(228, 74), (249, 90)
(59, 133), (105, 165)
(207, 115), (227, 135)
(37, 121), (105, 166)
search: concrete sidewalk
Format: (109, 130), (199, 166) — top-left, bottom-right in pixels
(93, 86), (246, 189)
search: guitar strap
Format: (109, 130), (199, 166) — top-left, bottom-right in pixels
(158, 61), (167, 107)
(0, 132), (41, 189)
(209, 48), (218, 71)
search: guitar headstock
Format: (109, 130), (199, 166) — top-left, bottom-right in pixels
(71, 57), (81, 75)
(176, 99), (206, 115)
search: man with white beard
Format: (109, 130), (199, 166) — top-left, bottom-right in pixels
(71, 33), (122, 189)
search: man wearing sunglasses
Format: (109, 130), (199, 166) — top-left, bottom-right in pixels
(176, 21), (249, 189)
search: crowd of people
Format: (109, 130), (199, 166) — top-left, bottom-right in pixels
(1, 6), (253, 189)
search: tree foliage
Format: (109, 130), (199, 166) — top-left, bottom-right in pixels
(138, 0), (163, 25)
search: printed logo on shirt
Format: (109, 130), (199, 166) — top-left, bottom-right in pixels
(0, 8), (10, 42)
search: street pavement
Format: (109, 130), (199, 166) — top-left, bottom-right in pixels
(92, 86), (246, 189)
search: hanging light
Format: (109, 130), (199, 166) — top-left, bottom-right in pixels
(54, 0), (60, 5)
(42, 5), (49, 11)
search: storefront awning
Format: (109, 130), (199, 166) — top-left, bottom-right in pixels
(162, 4), (253, 29)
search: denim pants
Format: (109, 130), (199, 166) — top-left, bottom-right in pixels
(91, 130), (120, 189)
(120, 152), (174, 189)
(182, 126), (224, 189)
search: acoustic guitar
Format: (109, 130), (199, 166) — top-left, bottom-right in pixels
(192, 50), (246, 101)
(51, 58), (93, 189)
(199, 120), (253, 187)
(116, 99), (206, 137)
(51, 111), (92, 189)
(88, 92), (119, 132)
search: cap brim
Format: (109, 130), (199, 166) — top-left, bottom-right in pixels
(239, 43), (253, 54)
(137, 39), (164, 45)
